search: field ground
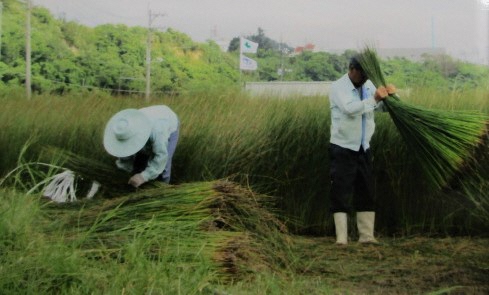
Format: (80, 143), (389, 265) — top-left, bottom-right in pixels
(288, 236), (489, 294)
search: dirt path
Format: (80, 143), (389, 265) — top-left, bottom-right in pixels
(293, 236), (489, 294)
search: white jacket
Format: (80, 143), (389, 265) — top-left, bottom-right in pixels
(329, 74), (383, 151)
(116, 105), (179, 181)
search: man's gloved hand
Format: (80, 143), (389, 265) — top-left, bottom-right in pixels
(374, 86), (389, 102)
(128, 173), (146, 188)
(386, 84), (397, 95)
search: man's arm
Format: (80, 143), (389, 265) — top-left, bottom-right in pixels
(140, 129), (169, 182)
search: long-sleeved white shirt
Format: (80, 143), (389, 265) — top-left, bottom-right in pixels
(116, 105), (179, 181)
(329, 74), (383, 151)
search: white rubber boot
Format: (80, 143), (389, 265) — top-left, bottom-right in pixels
(333, 212), (348, 245)
(357, 211), (379, 244)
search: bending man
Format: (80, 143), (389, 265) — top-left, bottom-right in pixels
(103, 105), (180, 188)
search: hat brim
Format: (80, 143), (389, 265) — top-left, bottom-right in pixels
(103, 109), (152, 158)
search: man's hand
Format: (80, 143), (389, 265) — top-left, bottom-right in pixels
(374, 86), (388, 102)
(128, 173), (146, 188)
(386, 84), (397, 95)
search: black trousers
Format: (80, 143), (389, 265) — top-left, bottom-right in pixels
(329, 144), (375, 213)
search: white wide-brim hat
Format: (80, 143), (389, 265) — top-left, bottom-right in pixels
(103, 109), (152, 158)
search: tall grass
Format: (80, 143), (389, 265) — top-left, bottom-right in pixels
(1, 88), (488, 235)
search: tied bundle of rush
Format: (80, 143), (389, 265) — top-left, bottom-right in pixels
(358, 47), (489, 190)
(37, 149), (293, 278)
(45, 180), (291, 280)
(41, 147), (137, 197)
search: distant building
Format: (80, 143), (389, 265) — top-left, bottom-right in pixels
(452, 47), (489, 65)
(293, 43), (316, 55)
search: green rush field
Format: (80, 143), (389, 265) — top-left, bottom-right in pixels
(1, 88), (488, 294)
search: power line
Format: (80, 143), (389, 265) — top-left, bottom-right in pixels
(44, 77), (171, 95)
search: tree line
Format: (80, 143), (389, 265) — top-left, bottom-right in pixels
(0, 0), (487, 96)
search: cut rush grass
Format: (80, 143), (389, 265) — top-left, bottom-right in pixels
(358, 47), (489, 190)
(12, 148), (295, 281)
(44, 180), (293, 280)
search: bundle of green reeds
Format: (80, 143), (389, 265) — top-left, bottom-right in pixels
(358, 47), (489, 190)
(40, 147), (136, 197)
(45, 179), (292, 279)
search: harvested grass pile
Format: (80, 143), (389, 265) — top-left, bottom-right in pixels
(45, 179), (292, 280)
(2, 148), (294, 279)
(358, 47), (489, 190)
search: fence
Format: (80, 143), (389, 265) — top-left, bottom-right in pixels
(244, 81), (332, 98)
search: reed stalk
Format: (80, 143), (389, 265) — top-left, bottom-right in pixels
(358, 47), (489, 190)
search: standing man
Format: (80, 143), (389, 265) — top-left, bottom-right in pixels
(329, 55), (395, 245)
(103, 105), (180, 188)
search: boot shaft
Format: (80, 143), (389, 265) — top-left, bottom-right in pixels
(333, 212), (348, 245)
(356, 211), (378, 244)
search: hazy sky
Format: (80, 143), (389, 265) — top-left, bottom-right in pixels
(32, 0), (489, 63)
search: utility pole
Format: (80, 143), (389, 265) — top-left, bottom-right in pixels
(279, 36), (286, 81)
(0, 2), (3, 60)
(145, 8), (164, 102)
(431, 15), (435, 50)
(279, 37), (289, 81)
(26, 0), (32, 100)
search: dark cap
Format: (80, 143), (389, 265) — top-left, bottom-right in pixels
(349, 55), (364, 72)
(349, 55), (368, 81)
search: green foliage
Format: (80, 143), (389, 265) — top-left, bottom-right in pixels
(0, 3), (238, 95)
(228, 27), (293, 56)
(382, 55), (489, 90)
(1, 3), (487, 94)
(288, 51), (344, 81)
(227, 37), (240, 52)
